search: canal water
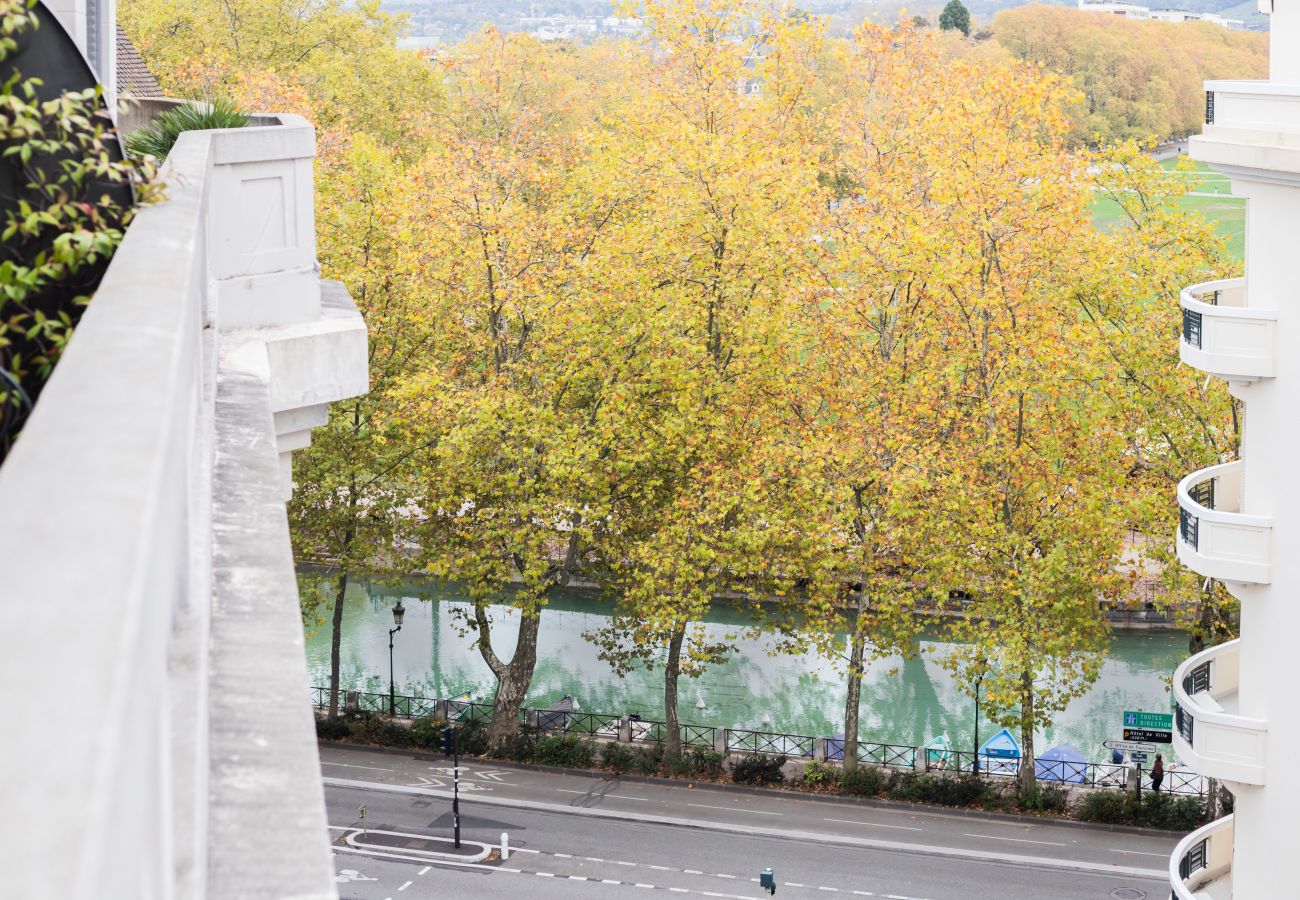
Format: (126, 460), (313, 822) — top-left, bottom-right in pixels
(304, 578), (1188, 763)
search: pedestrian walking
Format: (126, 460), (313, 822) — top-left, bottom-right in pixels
(1151, 753), (1165, 793)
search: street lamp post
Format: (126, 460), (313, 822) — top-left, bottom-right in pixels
(388, 600), (405, 716)
(972, 667), (986, 775)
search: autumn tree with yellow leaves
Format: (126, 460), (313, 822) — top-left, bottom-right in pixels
(123, 0), (1239, 764)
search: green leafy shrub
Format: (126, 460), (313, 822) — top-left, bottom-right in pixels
(410, 716), (449, 750)
(316, 715), (349, 740)
(801, 760), (840, 789)
(685, 747), (726, 779)
(840, 766), (889, 797)
(126, 97), (249, 161)
(602, 742), (664, 775)
(889, 774), (987, 807)
(535, 735), (597, 768)
(1074, 790), (1131, 824)
(1075, 790), (1206, 829)
(345, 712), (411, 747)
(456, 721), (490, 757)
(731, 753), (787, 786)
(1017, 784), (1069, 813)
(0, 0), (152, 458)
(1134, 794), (1206, 831)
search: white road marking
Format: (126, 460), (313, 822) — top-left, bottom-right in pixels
(536, 872), (555, 877)
(825, 817), (922, 832)
(819, 888), (839, 893)
(588, 857), (605, 862)
(555, 853), (573, 858)
(602, 879), (621, 885)
(648, 864), (673, 870)
(615, 860), (638, 867)
(557, 788), (652, 802)
(716, 873), (735, 878)
(852, 892), (875, 897)
(572, 876), (589, 881)
(684, 869), (704, 875)
(397, 881), (412, 891)
(687, 803), (782, 816)
(636, 883), (655, 888)
(322, 761), (395, 772)
(786, 882), (805, 887)
(670, 889), (689, 894)
(1109, 848), (1169, 858)
(418, 866), (430, 875)
(961, 833), (1067, 847)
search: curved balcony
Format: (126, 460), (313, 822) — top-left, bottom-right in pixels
(1194, 80), (1300, 175)
(1177, 461), (1271, 584)
(1174, 640), (1267, 784)
(1170, 815), (1233, 900)
(1180, 278), (1276, 383)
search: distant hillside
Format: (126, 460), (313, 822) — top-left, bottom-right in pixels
(994, 4), (1268, 144)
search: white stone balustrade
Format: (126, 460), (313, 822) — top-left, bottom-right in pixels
(0, 112), (364, 900)
(1179, 277), (1277, 383)
(1194, 81), (1300, 174)
(1176, 461), (1272, 585)
(1173, 640), (1268, 785)
(1170, 815), (1234, 900)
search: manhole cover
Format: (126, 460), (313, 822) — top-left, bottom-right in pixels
(1111, 889), (1146, 900)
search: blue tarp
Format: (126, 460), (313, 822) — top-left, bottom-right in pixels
(978, 727), (1021, 776)
(1034, 743), (1087, 784)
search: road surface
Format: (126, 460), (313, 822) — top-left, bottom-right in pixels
(320, 744), (1173, 900)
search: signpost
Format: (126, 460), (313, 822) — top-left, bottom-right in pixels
(1124, 728), (1173, 744)
(1104, 739), (1157, 754)
(1124, 711), (1173, 730)
(1122, 711), (1172, 744)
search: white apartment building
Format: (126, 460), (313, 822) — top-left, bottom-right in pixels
(1171, 1), (1300, 896)
(0, 2), (365, 898)
(1078, 0), (1246, 28)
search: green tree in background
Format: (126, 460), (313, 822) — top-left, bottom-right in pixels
(939, 0), (970, 35)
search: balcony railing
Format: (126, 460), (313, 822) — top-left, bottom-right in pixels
(1194, 80), (1300, 173)
(1176, 461), (1272, 584)
(1173, 640), (1267, 785)
(1170, 815), (1233, 900)
(1179, 278), (1276, 383)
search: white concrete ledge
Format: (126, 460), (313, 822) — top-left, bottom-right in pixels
(208, 371), (335, 900)
(0, 109), (362, 899)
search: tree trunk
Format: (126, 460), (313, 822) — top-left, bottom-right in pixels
(1018, 670), (1036, 793)
(664, 622), (686, 762)
(842, 615), (867, 774)
(328, 571), (349, 719)
(483, 610), (542, 750)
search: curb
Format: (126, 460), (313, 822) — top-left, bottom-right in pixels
(317, 740), (1183, 838)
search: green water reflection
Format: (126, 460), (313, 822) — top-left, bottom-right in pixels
(304, 578), (1187, 762)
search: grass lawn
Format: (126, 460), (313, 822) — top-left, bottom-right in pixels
(1091, 159), (1245, 261)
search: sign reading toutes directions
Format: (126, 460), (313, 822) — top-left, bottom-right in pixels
(1123, 711), (1173, 744)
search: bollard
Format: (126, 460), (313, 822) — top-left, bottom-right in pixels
(501, 832), (510, 861)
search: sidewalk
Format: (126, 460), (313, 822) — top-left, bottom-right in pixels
(318, 742), (1176, 877)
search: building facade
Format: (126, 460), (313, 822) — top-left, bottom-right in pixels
(1171, 1), (1299, 896)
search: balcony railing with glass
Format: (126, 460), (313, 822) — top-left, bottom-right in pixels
(1170, 815), (1233, 900)
(1177, 461), (1271, 584)
(1173, 640), (1266, 785)
(1179, 278), (1276, 383)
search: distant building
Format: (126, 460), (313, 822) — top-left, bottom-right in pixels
(1077, 0), (1245, 28)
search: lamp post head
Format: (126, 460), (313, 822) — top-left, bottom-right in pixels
(392, 600), (406, 627)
